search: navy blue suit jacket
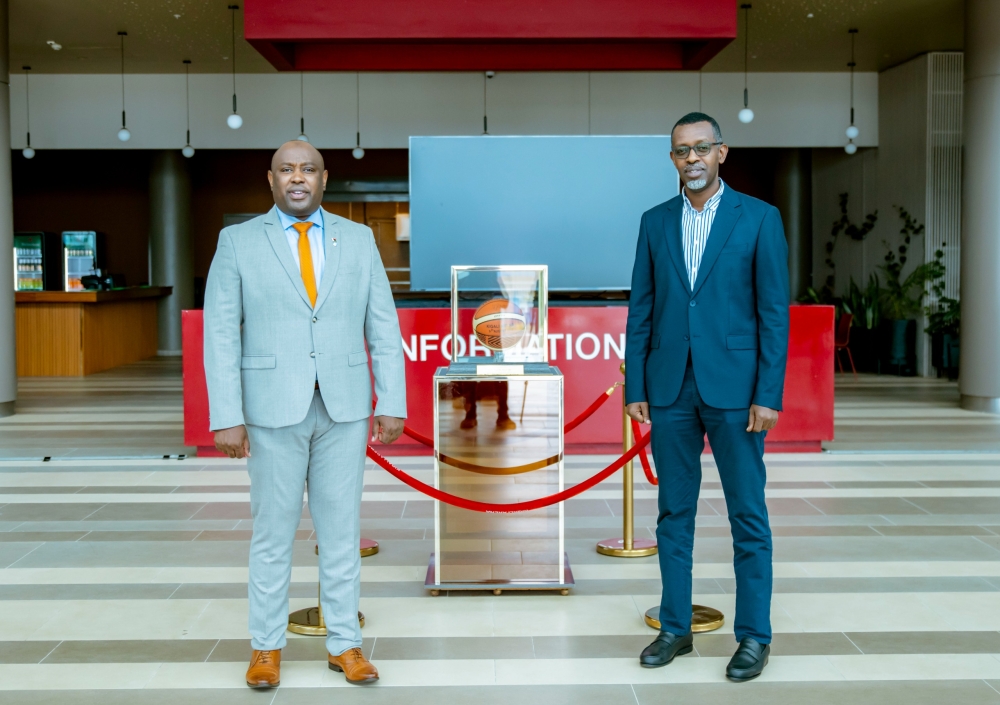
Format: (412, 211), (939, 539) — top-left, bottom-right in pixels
(625, 186), (790, 411)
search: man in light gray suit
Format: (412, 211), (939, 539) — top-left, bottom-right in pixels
(204, 141), (406, 689)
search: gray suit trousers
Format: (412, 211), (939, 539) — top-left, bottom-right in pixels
(246, 390), (368, 656)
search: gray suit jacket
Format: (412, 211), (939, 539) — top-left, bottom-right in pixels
(204, 205), (406, 430)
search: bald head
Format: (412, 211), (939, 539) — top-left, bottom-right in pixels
(268, 141), (328, 218)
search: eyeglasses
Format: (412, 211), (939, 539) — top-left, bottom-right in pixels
(672, 141), (723, 158)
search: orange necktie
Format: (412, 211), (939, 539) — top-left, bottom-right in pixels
(292, 221), (318, 307)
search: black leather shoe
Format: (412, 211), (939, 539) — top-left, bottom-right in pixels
(639, 631), (694, 668)
(726, 637), (770, 682)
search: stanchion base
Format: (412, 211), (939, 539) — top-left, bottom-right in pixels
(644, 605), (724, 633)
(288, 609), (366, 636)
(596, 538), (657, 557)
(360, 538), (379, 557)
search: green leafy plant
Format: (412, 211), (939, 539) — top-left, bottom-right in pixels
(841, 274), (882, 330)
(925, 296), (960, 336)
(878, 207), (945, 320)
(819, 193), (878, 300)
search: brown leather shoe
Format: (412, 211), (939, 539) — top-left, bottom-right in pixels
(246, 649), (280, 688)
(328, 647), (379, 684)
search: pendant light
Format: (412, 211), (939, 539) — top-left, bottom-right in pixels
(182, 60), (195, 157)
(844, 28), (859, 154)
(296, 72), (308, 141)
(227, 4), (242, 129)
(117, 31), (130, 141)
(352, 73), (364, 159)
(22, 66), (34, 159)
(737, 4), (754, 124)
(483, 70), (494, 134)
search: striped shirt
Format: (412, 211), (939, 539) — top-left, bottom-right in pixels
(681, 179), (725, 289)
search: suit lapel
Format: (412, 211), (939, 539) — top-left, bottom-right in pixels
(662, 199), (692, 295)
(263, 206), (313, 309)
(312, 209), (343, 315)
(691, 188), (741, 296)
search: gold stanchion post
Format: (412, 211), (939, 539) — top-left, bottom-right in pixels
(288, 544), (369, 636)
(596, 363), (657, 557)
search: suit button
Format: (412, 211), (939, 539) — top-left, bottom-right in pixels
(312, 317), (318, 323)
(684, 335), (689, 341)
(689, 300), (697, 307)
(310, 352), (316, 358)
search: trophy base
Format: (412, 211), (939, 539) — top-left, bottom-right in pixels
(644, 605), (725, 633)
(596, 538), (658, 557)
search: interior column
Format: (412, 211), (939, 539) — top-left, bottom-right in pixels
(148, 150), (193, 356)
(773, 147), (812, 301)
(0, 0), (16, 418)
(960, 0), (1000, 411)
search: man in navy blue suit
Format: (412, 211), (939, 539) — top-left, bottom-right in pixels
(626, 112), (789, 682)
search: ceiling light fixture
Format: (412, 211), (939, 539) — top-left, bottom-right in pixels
(296, 72), (308, 142)
(116, 31), (130, 142)
(46, 40), (62, 51)
(227, 4), (242, 129)
(182, 60), (195, 157)
(22, 66), (34, 159)
(352, 73), (364, 159)
(484, 70), (495, 134)
(738, 4), (754, 124)
(845, 28), (859, 154)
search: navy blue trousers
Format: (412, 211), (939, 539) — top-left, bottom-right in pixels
(649, 363), (773, 643)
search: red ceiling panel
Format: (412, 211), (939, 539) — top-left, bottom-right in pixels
(244, 0), (735, 71)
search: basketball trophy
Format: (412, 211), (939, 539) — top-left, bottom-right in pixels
(427, 265), (573, 595)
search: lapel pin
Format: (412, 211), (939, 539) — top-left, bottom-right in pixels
(331, 237), (337, 247)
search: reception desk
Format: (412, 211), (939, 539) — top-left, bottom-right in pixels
(183, 304), (834, 454)
(15, 286), (172, 376)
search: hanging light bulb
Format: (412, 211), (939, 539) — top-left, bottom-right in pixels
(295, 73), (309, 141)
(181, 60), (195, 157)
(738, 4), (754, 124)
(845, 28), (858, 155)
(22, 66), (35, 158)
(117, 31), (131, 141)
(227, 5), (242, 129)
(352, 72), (364, 158)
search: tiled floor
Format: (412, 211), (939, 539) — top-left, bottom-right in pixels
(3, 361), (1000, 703)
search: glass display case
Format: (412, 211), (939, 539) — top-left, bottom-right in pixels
(428, 265), (571, 592)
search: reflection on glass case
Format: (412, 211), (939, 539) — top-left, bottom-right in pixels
(450, 265), (548, 364)
(428, 264), (570, 592)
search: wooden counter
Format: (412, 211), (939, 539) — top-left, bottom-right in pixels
(15, 286), (172, 376)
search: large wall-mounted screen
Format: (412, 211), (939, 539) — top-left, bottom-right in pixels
(409, 136), (678, 291)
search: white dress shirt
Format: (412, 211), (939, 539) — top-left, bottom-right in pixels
(681, 179), (725, 290)
(277, 207), (325, 288)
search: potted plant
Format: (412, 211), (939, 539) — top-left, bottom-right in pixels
(926, 295), (960, 380)
(877, 207), (945, 375)
(840, 274), (881, 372)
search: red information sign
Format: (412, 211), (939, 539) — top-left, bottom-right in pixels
(183, 305), (833, 455)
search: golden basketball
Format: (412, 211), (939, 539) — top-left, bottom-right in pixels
(472, 299), (527, 350)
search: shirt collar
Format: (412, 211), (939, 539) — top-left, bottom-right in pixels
(681, 179), (725, 214)
(277, 206), (324, 233)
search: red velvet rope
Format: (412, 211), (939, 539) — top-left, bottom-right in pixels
(630, 419), (658, 486)
(402, 382), (620, 447)
(366, 431), (651, 514)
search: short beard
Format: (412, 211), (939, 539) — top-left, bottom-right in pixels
(685, 178), (708, 191)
